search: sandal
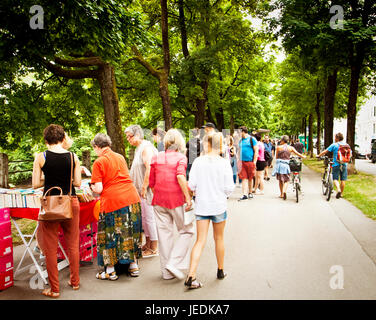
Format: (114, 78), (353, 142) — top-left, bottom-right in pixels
(128, 263), (140, 277)
(96, 270), (119, 281)
(68, 281), (80, 290)
(184, 276), (203, 289)
(41, 288), (60, 298)
(142, 248), (159, 258)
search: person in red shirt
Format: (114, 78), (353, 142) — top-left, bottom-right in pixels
(149, 129), (194, 280)
(90, 133), (142, 280)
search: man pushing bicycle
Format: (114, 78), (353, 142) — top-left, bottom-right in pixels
(317, 132), (352, 199)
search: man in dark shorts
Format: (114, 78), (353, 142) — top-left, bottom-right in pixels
(263, 135), (274, 180)
(238, 126), (258, 201)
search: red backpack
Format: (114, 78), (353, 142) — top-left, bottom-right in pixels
(337, 143), (352, 164)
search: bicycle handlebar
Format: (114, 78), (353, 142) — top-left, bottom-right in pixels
(317, 156), (333, 161)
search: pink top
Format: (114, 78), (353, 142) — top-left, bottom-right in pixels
(257, 141), (265, 161)
(149, 150), (187, 209)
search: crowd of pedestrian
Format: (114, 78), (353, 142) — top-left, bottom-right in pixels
(32, 122), (349, 297)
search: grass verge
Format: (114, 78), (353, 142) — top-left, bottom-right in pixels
(11, 219), (38, 246)
(303, 157), (376, 220)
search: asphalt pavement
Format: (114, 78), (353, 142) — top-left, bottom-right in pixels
(2, 165), (376, 300)
(355, 159), (376, 176)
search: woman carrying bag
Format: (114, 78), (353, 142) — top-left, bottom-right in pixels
(32, 124), (82, 298)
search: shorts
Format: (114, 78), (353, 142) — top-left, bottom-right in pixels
(266, 157), (273, 167)
(196, 211), (227, 223)
(256, 160), (267, 171)
(238, 161), (256, 180)
(332, 165), (348, 181)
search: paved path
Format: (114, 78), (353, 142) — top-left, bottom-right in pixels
(2, 165), (376, 300)
(356, 159), (376, 176)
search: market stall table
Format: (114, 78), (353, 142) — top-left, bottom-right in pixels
(10, 199), (99, 285)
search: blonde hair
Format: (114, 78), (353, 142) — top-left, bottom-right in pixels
(163, 129), (186, 153)
(203, 132), (224, 155)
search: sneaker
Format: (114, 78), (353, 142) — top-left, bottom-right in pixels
(248, 193), (253, 199)
(255, 190), (264, 195)
(336, 192), (342, 199)
(165, 264), (184, 280)
(238, 195), (248, 201)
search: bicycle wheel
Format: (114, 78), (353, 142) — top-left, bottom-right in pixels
(322, 171), (328, 195)
(295, 182), (299, 203)
(326, 174), (333, 201)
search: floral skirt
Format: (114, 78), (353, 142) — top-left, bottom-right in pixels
(276, 173), (290, 183)
(97, 203), (142, 267)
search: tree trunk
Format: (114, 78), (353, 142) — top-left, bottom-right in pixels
(205, 104), (216, 127)
(97, 63), (126, 158)
(346, 52), (364, 173)
(160, 0), (172, 130)
(215, 107), (225, 131)
(308, 113), (313, 157)
(0, 153), (9, 188)
(346, 58), (364, 155)
(195, 80), (209, 128)
(178, 0), (189, 59)
(159, 73), (172, 130)
(324, 69), (338, 149)
(315, 91), (322, 155)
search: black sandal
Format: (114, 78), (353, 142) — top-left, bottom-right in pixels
(184, 276), (203, 289)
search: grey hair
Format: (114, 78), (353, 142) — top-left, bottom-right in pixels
(281, 135), (289, 143)
(124, 124), (144, 140)
(91, 133), (112, 148)
(163, 129), (186, 153)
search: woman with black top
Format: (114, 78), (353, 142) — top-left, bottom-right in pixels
(32, 124), (82, 298)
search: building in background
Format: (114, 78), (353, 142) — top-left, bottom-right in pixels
(333, 95), (376, 156)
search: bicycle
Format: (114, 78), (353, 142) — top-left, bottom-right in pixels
(289, 156), (302, 203)
(319, 156), (334, 201)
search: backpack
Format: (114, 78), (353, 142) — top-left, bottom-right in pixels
(337, 143), (352, 164)
(264, 150), (272, 162)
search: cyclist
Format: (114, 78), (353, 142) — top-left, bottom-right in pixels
(317, 132), (350, 199)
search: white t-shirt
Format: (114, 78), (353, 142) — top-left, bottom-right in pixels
(188, 155), (235, 216)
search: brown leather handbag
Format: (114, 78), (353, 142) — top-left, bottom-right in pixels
(38, 152), (74, 221)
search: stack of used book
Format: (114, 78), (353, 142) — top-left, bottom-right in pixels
(75, 180), (95, 203)
(0, 188), (42, 209)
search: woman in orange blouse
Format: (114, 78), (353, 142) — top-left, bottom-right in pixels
(90, 133), (142, 280)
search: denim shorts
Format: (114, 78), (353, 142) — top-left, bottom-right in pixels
(332, 165), (348, 181)
(196, 211), (227, 223)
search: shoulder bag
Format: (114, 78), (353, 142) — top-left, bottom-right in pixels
(38, 152), (74, 221)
